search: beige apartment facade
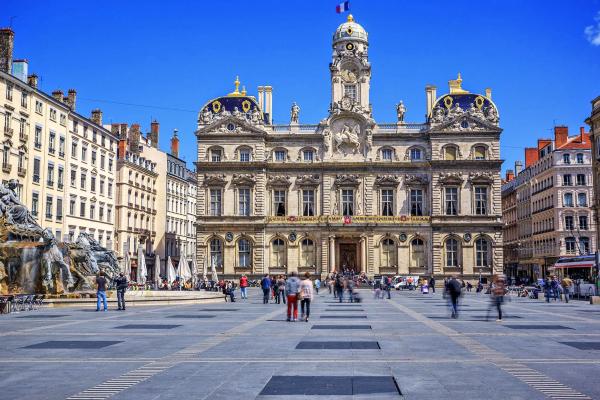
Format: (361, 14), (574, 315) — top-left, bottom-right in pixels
(195, 16), (503, 280)
(587, 95), (600, 254)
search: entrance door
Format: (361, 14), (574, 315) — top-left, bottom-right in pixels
(339, 243), (358, 272)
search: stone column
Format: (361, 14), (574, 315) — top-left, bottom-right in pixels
(329, 235), (336, 273)
(360, 236), (367, 274)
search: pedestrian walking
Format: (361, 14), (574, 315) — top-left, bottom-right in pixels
(447, 276), (462, 318)
(239, 274), (248, 299)
(335, 275), (344, 303)
(561, 275), (573, 303)
(346, 277), (355, 303)
(273, 278), (280, 304)
(285, 272), (301, 321)
(429, 277), (435, 293)
(299, 272), (314, 322)
(487, 274), (506, 321)
(115, 272), (128, 311)
(96, 271), (108, 312)
(544, 277), (552, 302)
(261, 274), (271, 304)
(314, 278), (321, 295)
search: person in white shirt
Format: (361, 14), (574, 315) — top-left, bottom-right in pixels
(299, 272), (314, 322)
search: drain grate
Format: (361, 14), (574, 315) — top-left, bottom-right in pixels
(259, 376), (401, 396)
(296, 341), (380, 349)
(23, 340), (122, 349)
(504, 325), (573, 330)
(115, 324), (182, 329)
(312, 325), (371, 330)
(560, 342), (600, 350)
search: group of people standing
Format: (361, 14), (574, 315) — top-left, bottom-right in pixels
(327, 272), (361, 303)
(544, 275), (572, 303)
(260, 272), (316, 322)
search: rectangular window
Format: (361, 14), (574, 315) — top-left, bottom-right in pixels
(209, 189), (222, 216)
(80, 173), (86, 189)
(274, 150), (286, 161)
(90, 204), (95, 219)
(563, 154), (570, 164)
(565, 215), (574, 231)
(563, 174), (572, 186)
(211, 149), (221, 162)
(238, 188), (251, 216)
(240, 150), (251, 162)
(91, 150), (97, 165)
(34, 126), (42, 149)
(6, 83), (12, 100)
(381, 189), (394, 216)
(474, 187), (488, 215)
(579, 215), (588, 230)
(107, 207), (112, 221)
(99, 205), (104, 221)
(4, 111), (11, 130)
(21, 91), (28, 108)
(80, 200), (86, 218)
(100, 154), (105, 169)
(565, 238), (576, 254)
(48, 132), (55, 153)
(273, 190), (286, 216)
(578, 193), (587, 207)
(108, 182), (113, 197)
(577, 174), (586, 186)
(33, 158), (40, 183)
(445, 187), (458, 215)
(410, 189), (423, 216)
(69, 198), (76, 215)
(381, 148), (393, 161)
(91, 176), (96, 192)
(108, 158), (113, 171)
(58, 167), (64, 189)
(410, 148), (422, 160)
(46, 164), (54, 186)
(81, 146), (87, 161)
(70, 170), (76, 186)
(35, 100), (43, 114)
(343, 84), (357, 100)
(564, 193), (573, 207)
(56, 198), (63, 221)
(99, 179), (105, 195)
(577, 153), (584, 164)
(45, 196), (53, 219)
(59, 136), (65, 157)
(71, 142), (77, 159)
(302, 189), (315, 216)
(303, 150), (314, 162)
(31, 193), (39, 216)
(341, 189), (354, 216)
(49, 108), (56, 121)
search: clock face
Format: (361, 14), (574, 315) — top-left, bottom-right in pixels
(226, 123), (236, 131)
(345, 42), (354, 51)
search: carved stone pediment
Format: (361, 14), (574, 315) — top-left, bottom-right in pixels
(296, 175), (321, 186)
(334, 174), (360, 187)
(374, 175), (400, 186)
(231, 174), (256, 186)
(203, 174), (227, 187)
(468, 171), (495, 184)
(404, 174), (429, 185)
(196, 115), (267, 136)
(267, 175), (291, 187)
(438, 172), (464, 185)
(430, 104), (501, 133)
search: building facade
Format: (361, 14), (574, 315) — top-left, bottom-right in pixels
(195, 15), (503, 280)
(586, 95), (600, 255)
(502, 127), (596, 282)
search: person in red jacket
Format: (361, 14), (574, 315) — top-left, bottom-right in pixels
(239, 274), (249, 299)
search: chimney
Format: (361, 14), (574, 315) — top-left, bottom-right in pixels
(525, 147), (539, 168)
(91, 109), (102, 126)
(264, 86), (273, 124)
(129, 124), (141, 154)
(119, 123), (128, 139)
(537, 139), (552, 151)
(170, 129), (180, 158)
(12, 59), (28, 82)
(485, 88), (492, 99)
(257, 86), (264, 111)
(580, 126), (586, 142)
(0, 28), (14, 74)
(554, 126), (569, 148)
(505, 169), (514, 182)
(514, 160), (523, 175)
(52, 90), (64, 103)
(27, 74), (38, 88)
(149, 120), (159, 148)
(425, 85), (437, 118)
(66, 89), (76, 110)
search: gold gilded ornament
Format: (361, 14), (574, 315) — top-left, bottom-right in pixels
(241, 100), (251, 113)
(475, 96), (485, 109)
(443, 96), (453, 109)
(212, 100), (222, 113)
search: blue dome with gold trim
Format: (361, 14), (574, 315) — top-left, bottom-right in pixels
(430, 73), (499, 119)
(199, 76), (266, 123)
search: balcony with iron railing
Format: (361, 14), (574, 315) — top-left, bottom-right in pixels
(2, 163), (11, 173)
(17, 167), (26, 177)
(19, 133), (28, 142)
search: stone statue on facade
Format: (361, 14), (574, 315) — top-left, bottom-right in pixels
(485, 105), (499, 124)
(333, 124), (361, 154)
(431, 105), (445, 123)
(396, 101), (406, 123)
(232, 106), (241, 118)
(201, 107), (212, 124)
(251, 106), (261, 124)
(322, 128), (332, 153)
(364, 127), (373, 157)
(290, 102), (300, 124)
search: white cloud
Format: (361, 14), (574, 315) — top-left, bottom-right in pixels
(585, 11), (600, 46)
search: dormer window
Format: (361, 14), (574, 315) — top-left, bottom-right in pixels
(211, 149), (222, 162)
(444, 146), (457, 161)
(303, 149), (314, 162)
(410, 148), (422, 161)
(381, 148), (393, 161)
(274, 150), (286, 162)
(240, 149), (251, 162)
(473, 146), (486, 160)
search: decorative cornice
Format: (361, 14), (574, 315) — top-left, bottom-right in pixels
(468, 171), (495, 184)
(334, 174), (360, 187)
(231, 174), (256, 186)
(203, 174), (227, 187)
(404, 174), (429, 185)
(438, 172), (464, 185)
(296, 174), (321, 186)
(374, 175), (400, 186)
(266, 175), (291, 187)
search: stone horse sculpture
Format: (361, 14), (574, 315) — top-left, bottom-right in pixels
(67, 232), (119, 280)
(333, 124), (361, 154)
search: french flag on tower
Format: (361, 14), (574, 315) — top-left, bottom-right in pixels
(336, 1), (350, 14)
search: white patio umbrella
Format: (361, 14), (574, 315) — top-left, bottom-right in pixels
(154, 254), (161, 286)
(166, 256), (176, 283)
(177, 247), (192, 282)
(210, 254), (219, 282)
(137, 246), (147, 284)
(191, 256), (198, 285)
(122, 252), (131, 279)
(202, 256), (208, 281)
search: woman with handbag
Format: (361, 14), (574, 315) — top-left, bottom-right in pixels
(299, 272), (314, 322)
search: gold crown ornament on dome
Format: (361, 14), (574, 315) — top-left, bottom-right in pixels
(448, 73), (469, 94)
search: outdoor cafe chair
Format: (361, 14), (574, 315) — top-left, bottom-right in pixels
(11, 295), (25, 313)
(34, 295), (45, 310)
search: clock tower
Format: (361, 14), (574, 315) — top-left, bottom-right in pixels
(330, 15), (371, 113)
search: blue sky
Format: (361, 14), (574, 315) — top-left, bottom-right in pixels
(3, 0), (600, 173)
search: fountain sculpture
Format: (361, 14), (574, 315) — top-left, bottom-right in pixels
(0, 180), (120, 295)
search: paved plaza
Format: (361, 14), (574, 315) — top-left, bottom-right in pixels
(1, 289), (600, 399)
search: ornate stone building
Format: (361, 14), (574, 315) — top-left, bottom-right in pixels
(195, 15), (503, 280)
(586, 95), (600, 254)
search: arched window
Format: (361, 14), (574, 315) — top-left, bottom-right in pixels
(475, 237), (490, 267)
(410, 238), (425, 268)
(237, 146), (252, 162)
(473, 145), (486, 160)
(238, 238), (252, 267)
(380, 238), (396, 267)
(209, 238), (223, 268)
(381, 148), (393, 161)
(273, 148), (287, 162)
(300, 238), (315, 267)
(445, 238), (459, 267)
(302, 148), (315, 162)
(271, 238), (286, 267)
(208, 146), (223, 162)
(444, 146), (458, 161)
(410, 147), (423, 161)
